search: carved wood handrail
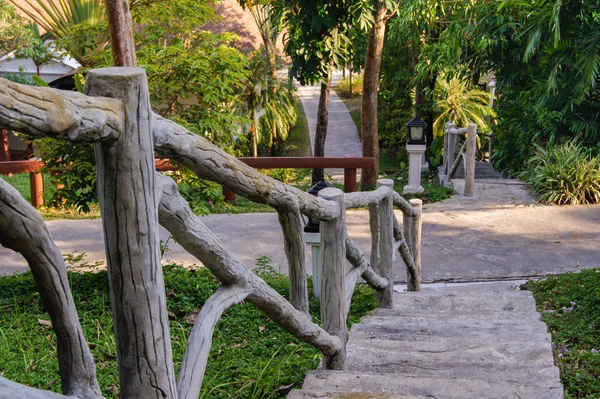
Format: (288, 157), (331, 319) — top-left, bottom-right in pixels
(0, 69), (422, 398)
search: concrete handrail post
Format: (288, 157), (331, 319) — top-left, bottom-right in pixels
(376, 179), (394, 308)
(404, 198), (423, 291)
(86, 67), (177, 398)
(318, 187), (347, 370)
(464, 123), (477, 197)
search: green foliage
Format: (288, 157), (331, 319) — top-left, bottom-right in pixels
(282, 0), (373, 85)
(260, 168), (311, 185)
(1, 68), (36, 85)
(283, 95), (312, 157)
(335, 74), (363, 98)
(11, 24), (59, 77)
(37, 139), (98, 212)
(523, 268), (600, 398)
(238, 51), (298, 155)
(9, 0), (106, 66)
(377, 22), (414, 148)
(520, 141), (600, 205)
(432, 75), (495, 137)
(0, 0), (36, 53)
(0, 261), (377, 398)
(176, 169), (237, 216)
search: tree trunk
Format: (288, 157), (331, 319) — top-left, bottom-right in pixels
(359, 0), (388, 189)
(311, 73), (332, 185)
(104, 0), (137, 67)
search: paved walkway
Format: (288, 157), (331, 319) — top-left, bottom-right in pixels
(1, 180), (598, 280)
(296, 71), (362, 177)
(0, 74), (598, 279)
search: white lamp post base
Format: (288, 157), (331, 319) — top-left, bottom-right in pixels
(404, 144), (426, 194)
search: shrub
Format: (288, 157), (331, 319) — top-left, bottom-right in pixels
(335, 74), (363, 98)
(520, 141), (600, 205)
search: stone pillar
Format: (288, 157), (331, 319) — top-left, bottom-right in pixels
(404, 144), (426, 194)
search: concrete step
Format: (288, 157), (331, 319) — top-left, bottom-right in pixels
(346, 336), (555, 370)
(391, 292), (537, 314)
(344, 359), (560, 388)
(393, 289), (534, 299)
(394, 280), (530, 295)
(373, 307), (541, 320)
(288, 391), (429, 399)
(360, 315), (548, 333)
(301, 370), (564, 399)
(352, 316), (551, 342)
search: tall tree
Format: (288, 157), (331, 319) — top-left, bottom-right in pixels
(360, 0), (395, 188)
(282, 0), (372, 184)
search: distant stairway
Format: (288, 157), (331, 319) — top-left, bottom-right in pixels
(454, 161), (503, 179)
(289, 285), (563, 399)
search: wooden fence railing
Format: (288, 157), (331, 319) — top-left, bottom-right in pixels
(0, 69), (421, 399)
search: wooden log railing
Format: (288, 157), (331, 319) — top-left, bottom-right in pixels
(0, 70), (422, 398)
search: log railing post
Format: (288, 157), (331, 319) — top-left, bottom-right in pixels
(318, 187), (347, 370)
(0, 129), (9, 162)
(29, 171), (43, 208)
(404, 198), (422, 291)
(223, 186), (236, 203)
(464, 123), (477, 197)
(344, 168), (357, 192)
(277, 207), (309, 316)
(85, 67), (176, 399)
(488, 132), (493, 164)
(376, 179), (394, 308)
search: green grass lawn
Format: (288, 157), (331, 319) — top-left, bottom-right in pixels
(1, 174), (102, 220)
(0, 262), (377, 399)
(336, 93), (362, 138)
(523, 269), (600, 398)
(283, 95), (312, 157)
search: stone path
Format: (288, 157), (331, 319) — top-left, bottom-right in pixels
(288, 281), (564, 398)
(296, 71), (362, 177)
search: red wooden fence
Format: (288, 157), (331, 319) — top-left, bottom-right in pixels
(0, 157), (375, 207)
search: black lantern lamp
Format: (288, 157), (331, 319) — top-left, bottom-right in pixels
(406, 115), (427, 145)
(303, 180), (333, 233)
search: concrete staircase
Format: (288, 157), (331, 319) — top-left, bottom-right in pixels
(454, 161), (503, 179)
(288, 283), (563, 399)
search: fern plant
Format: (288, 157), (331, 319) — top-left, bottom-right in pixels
(520, 141), (600, 205)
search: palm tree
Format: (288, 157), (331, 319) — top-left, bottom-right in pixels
(238, 52), (297, 156)
(433, 75), (495, 137)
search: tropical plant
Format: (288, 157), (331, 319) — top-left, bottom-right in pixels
(9, 0), (106, 66)
(12, 24), (59, 76)
(238, 52), (297, 156)
(336, 74), (363, 98)
(432, 75), (495, 137)
(0, 0), (37, 53)
(520, 141), (600, 205)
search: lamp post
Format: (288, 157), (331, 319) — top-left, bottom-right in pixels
(303, 180), (332, 298)
(403, 115), (427, 194)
